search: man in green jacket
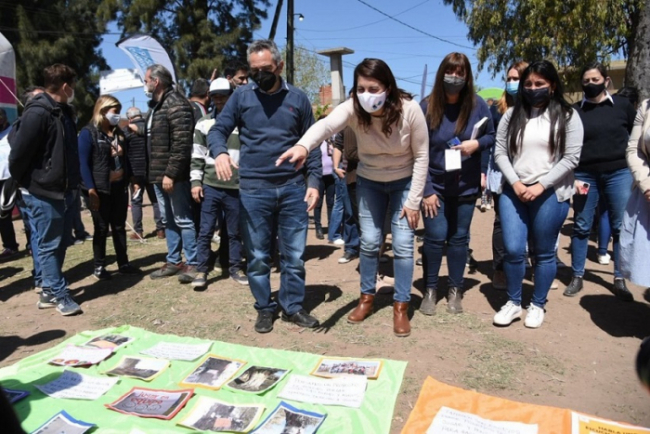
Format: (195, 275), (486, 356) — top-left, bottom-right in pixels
(190, 78), (247, 288)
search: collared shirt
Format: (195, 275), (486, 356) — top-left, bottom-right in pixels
(579, 91), (614, 108)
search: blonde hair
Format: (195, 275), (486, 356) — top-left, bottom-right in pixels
(497, 61), (529, 114)
(92, 95), (122, 128)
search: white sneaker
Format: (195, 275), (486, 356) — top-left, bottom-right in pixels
(486, 203), (492, 210)
(493, 301), (522, 326)
(332, 238), (345, 246)
(597, 253), (611, 265)
(524, 304), (545, 328)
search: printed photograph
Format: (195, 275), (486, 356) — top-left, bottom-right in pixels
(252, 401), (325, 434)
(84, 334), (133, 350)
(32, 410), (94, 434)
(107, 387), (193, 420)
(226, 366), (289, 394)
(312, 357), (383, 379)
(179, 396), (264, 433)
(104, 356), (169, 381)
(180, 355), (245, 390)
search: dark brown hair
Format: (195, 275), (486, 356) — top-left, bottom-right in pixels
(426, 52), (475, 135)
(43, 64), (76, 93)
(497, 61), (529, 114)
(352, 58), (412, 137)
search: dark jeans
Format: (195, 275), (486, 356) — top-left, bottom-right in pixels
(16, 193), (41, 287)
(422, 195), (477, 290)
(22, 191), (74, 299)
(87, 182), (129, 268)
(196, 186), (242, 275)
(240, 181), (308, 315)
(130, 183), (163, 234)
(314, 174), (336, 233)
(0, 179), (18, 251)
(571, 168), (632, 279)
(338, 179), (360, 255)
(492, 194), (505, 271)
(71, 189), (87, 240)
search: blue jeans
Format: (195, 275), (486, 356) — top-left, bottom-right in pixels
(240, 181), (308, 315)
(196, 186), (242, 274)
(571, 168), (632, 278)
(598, 204), (611, 257)
(17, 193), (42, 288)
(422, 195), (477, 290)
(339, 180), (360, 255)
(357, 176), (414, 302)
(327, 175), (345, 241)
(22, 191), (74, 299)
(154, 181), (198, 265)
(500, 186), (569, 307)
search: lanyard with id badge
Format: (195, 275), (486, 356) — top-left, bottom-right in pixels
(445, 137), (463, 172)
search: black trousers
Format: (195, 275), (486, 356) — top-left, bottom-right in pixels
(88, 182), (129, 268)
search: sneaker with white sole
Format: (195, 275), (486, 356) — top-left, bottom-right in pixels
(493, 301), (522, 326)
(524, 304), (545, 328)
(332, 238), (345, 246)
(56, 295), (82, 316)
(597, 253), (611, 265)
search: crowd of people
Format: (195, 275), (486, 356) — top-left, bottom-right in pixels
(2, 38), (649, 339)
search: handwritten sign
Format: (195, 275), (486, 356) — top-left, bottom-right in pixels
(36, 370), (118, 400)
(140, 342), (211, 361)
(278, 374), (367, 408)
(49, 345), (113, 367)
(427, 407), (538, 434)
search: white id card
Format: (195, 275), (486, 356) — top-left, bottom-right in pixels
(445, 148), (462, 172)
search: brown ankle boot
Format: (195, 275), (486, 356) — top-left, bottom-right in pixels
(347, 294), (374, 323)
(447, 287), (464, 314)
(393, 301), (411, 337)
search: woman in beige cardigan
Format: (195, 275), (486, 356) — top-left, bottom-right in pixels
(620, 99), (650, 287)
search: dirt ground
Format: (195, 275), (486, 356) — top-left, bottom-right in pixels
(1, 200), (649, 433)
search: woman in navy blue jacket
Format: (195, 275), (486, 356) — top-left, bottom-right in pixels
(419, 52), (495, 316)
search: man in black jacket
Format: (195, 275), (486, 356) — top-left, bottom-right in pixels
(125, 107), (164, 240)
(8, 64), (82, 316)
(143, 64), (198, 283)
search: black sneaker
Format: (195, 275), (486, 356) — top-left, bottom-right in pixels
(37, 292), (57, 309)
(338, 252), (358, 264)
(93, 266), (111, 280)
(416, 257), (423, 266)
(118, 264), (141, 274)
(315, 228), (324, 240)
(613, 278), (633, 302)
(230, 270), (249, 285)
(255, 310), (274, 333)
(563, 276), (583, 297)
(56, 295), (82, 316)
(191, 272), (208, 288)
(281, 309), (320, 328)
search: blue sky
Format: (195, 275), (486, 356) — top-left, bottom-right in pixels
(102, 0), (503, 112)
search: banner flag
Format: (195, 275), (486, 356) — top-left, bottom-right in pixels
(116, 34), (177, 84)
(0, 31), (17, 122)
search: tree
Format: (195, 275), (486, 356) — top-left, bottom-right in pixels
(0, 0), (114, 124)
(112, 0), (270, 91)
(443, 0), (650, 99)
(283, 46), (329, 104)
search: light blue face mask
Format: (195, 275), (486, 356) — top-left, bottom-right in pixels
(506, 81), (519, 96)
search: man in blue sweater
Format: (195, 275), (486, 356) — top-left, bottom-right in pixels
(208, 39), (321, 334)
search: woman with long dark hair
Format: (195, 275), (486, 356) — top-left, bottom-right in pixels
(419, 52), (495, 316)
(493, 60), (583, 328)
(564, 62), (636, 300)
(78, 95), (139, 279)
(294, 58), (429, 337)
(487, 61), (529, 290)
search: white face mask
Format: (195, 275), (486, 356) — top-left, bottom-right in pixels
(144, 85), (153, 99)
(106, 113), (121, 126)
(357, 91), (386, 114)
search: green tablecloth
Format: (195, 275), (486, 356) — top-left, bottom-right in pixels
(0, 325), (407, 433)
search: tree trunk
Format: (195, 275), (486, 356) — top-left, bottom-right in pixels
(626, 0), (650, 101)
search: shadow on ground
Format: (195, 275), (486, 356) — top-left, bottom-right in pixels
(580, 294), (650, 339)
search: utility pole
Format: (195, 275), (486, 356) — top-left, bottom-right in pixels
(268, 0), (284, 41)
(286, 0), (294, 85)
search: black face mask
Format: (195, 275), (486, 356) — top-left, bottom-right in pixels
(582, 82), (606, 99)
(252, 70), (278, 92)
(523, 87), (551, 107)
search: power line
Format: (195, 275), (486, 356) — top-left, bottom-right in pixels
(354, 0), (475, 50)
